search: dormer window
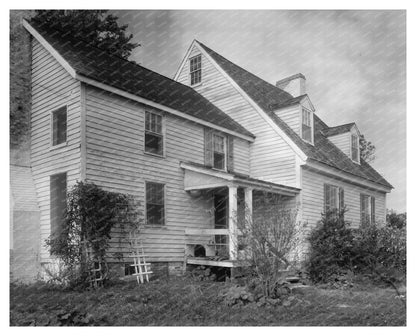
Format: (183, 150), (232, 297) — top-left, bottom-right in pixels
(302, 108), (312, 142)
(351, 134), (359, 162)
(190, 55), (202, 85)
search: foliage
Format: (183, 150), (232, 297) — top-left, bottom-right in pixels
(220, 285), (255, 306)
(307, 210), (406, 286)
(238, 194), (302, 297)
(31, 10), (139, 59)
(307, 209), (355, 283)
(45, 181), (142, 286)
(359, 134), (376, 163)
(10, 278), (406, 326)
(386, 210), (406, 229)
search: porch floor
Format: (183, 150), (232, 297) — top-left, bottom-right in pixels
(186, 257), (251, 268)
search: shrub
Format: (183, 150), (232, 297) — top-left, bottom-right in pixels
(307, 209), (355, 283)
(386, 210), (406, 230)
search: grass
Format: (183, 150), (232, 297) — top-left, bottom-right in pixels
(10, 277), (406, 326)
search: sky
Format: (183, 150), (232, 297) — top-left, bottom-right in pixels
(112, 10), (406, 212)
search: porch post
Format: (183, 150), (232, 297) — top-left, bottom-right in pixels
(228, 186), (238, 260)
(244, 187), (253, 222)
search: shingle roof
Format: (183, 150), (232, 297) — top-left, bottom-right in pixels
(27, 21), (254, 139)
(269, 94), (308, 110)
(197, 41), (392, 189)
(321, 122), (356, 137)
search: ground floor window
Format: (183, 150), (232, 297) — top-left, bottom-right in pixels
(324, 183), (344, 214)
(360, 194), (375, 226)
(146, 182), (165, 225)
(50, 172), (67, 237)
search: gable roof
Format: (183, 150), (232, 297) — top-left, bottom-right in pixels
(25, 21), (254, 140)
(321, 122), (356, 137)
(197, 41), (392, 189)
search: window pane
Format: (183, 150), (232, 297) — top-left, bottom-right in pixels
(145, 111), (150, 131)
(213, 152), (225, 169)
(146, 182), (165, 225)
(145, 132), (163, 155)
(52, 107), (67, 146)
(213, 135), (224, 153)
(302, 125), (311, 142)
(50, 172), (67, 238)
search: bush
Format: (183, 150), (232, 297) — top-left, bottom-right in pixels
(307, 210), (406, 285)
(386, 210), (406, 229)
(307, 209), (355, 283)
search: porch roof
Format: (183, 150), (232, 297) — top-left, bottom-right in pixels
(180, 162), (300, 197)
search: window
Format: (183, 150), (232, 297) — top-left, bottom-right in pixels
(145, 111), (163, 156)
(190, 55), (202, 85)
(213, 134), (226, 170)
(146, 182), (165, 225)
(324, 184), (344, 214)
(360, 194), (375, 226)
(302, 108), (312, 142)
(50, 172), (67, 238)
(52, 106), (67, 146)
(351, 134), (359, 162)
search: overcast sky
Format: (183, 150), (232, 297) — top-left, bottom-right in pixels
(113, 10), (406, 212)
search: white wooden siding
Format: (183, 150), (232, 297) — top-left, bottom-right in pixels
(301, 167), (386, 231)
(176, 44), (297, 187)
(275, 105), (300, 135)
(85, 86), (218, 262)
(30, 39), (82, 261)
(327, 133), (351, 159)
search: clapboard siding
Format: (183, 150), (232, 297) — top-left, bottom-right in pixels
(275, 105), (300, 135)
(176, 44), (297, 186)
(328, 133), (351, 159)
(301, 167), (386, 230)
(30, 39), (82, 261)
(85, 86), (216, 262)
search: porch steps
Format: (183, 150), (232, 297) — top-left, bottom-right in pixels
(129, 231), (153, 284)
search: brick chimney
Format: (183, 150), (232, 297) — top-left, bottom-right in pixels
(276, 73), (306, 97)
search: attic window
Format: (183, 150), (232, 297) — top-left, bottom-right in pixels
(301, 109), (312, 142)
(351, 134), (359, 162)
(190, 55), (202, 85)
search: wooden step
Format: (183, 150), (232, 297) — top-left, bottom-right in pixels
(132, 271), (153, 276)
(130, 263), (151, 267)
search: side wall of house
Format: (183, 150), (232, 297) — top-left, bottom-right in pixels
(301, 167), (387, 231)
(176, 45), (297, 187)
(85, 85), (246, 264)
(31, 39), (82, 262)
(327, 133), (351, 159)
(274, 105), (300, 135)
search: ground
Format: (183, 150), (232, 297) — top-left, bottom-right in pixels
(10, 276), (406, 326)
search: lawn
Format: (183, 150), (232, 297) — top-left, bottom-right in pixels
(10, 277), (406, 326)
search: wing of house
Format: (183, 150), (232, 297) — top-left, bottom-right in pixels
(174, 40), (392, 230)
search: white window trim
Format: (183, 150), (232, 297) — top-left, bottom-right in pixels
(324, 183), (343, 212)
(50, 104), (68, 149)
(143, 110), (166, 158)
(360, 194), (375, 225)
(144, 181), (166, 227)
(212, 132), (227, 172)
(189, 54), (202, 87)
(351, 133), (360, 164)
(301, 107), (314, 145)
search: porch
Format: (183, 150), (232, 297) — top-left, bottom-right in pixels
(180, 162), (300, 269)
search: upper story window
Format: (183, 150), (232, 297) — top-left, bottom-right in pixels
(351, 134), (359, 162)
(213, 134), (226, 170)
(360, 194), (375, 226)
(146, 182), (165, 225)
(145, 111), (164, 156)
(301, 108), (312, 142)
(324, 183), (344, 214)
(52, 106), (67, 146)
(190, 54), (202, 86)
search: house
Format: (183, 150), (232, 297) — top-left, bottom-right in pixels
(11, 18), (392, 282)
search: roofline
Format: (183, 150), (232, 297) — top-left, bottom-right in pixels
(23, 21), (254, 143)
(193, 41), (308, 161)
(305, 159), (393, 193)
(322, 122), (360, 137)
(270, 94), (315, 112)
(173, 39), (197, 81)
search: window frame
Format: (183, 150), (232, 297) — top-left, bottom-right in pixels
(351, 133), (359, 163)
(360, 194), (375, 226)
(324, 183), (344, 214)
(50, 105), (68, 149)
(301, 108), (313, 143)
(189, 54), (202, 86)
(145, 181), (166, 226)
(212, 132), (227, 171)
(144, 110), (165, 157)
